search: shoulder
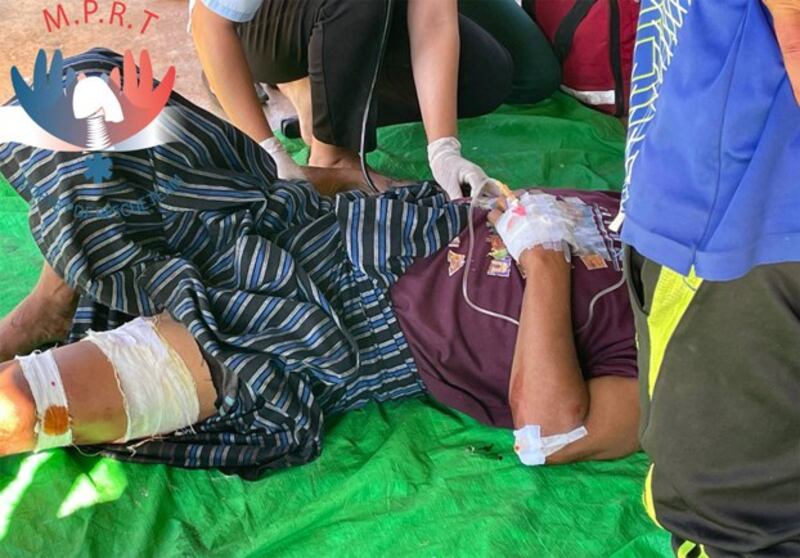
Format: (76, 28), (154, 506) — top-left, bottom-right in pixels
(192, 0), (263, 23)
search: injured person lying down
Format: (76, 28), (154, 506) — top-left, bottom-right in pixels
(0, 52), (638, 480)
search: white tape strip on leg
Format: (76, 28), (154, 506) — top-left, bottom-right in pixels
(513, 424), (588, 466)
(16, 350), (74, 451)
(85, 317), (200, 444)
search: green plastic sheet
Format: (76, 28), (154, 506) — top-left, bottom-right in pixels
(0, 94), (672, 557)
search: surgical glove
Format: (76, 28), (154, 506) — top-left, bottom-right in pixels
(427, 136), (490, 200)
(260, 136), (307, 180)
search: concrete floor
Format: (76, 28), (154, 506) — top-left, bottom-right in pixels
(0, 0), (294, 131)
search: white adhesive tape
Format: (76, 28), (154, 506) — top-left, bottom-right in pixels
(513, 424), (588, 466)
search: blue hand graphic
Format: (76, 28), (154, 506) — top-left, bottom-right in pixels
(11, 49), (88, 147)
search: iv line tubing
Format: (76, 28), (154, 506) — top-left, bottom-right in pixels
(460, 193), (627, 332)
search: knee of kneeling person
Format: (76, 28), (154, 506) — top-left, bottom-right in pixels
(466, 55), (515, 117)
(0, 361), (36, 457)
(509, 59), (562, 105)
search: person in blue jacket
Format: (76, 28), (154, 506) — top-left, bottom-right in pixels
(619, 0), (800, 555)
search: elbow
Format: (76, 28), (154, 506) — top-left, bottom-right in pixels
(540, 398), (587, 437)
(511, 391), (588, 437)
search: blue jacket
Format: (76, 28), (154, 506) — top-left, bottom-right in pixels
(621, 0), (800, 281)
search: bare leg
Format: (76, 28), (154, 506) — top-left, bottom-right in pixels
(0, 312), (217, 457)
(277, 77), (315, 146)
(0, 263), (79, 362)
(277, 77), (396, 181)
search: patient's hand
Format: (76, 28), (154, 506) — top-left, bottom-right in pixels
(487, 196), (572, 274)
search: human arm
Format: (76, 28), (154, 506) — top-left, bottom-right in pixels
(489, 203), (640, 463)
(407, 0), (459, 141)
(764, 0), (800, 104)
(190, 2), (305, 179)
(509, 247), (587, 435)
(510, 249), (640, 463)
(407, 0), (491, 199)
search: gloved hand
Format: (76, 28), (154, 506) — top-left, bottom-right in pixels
(260, 136), (308, 181)
(427, 136), (491, 200)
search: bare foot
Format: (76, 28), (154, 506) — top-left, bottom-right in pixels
(302, 165), (411, 196)
(276, 77), (400, 193)
(308, 139), (398, 189)
(0, 265), (79, 361)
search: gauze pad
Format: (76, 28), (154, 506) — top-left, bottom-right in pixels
(16, 350), (73, 451)
(85, 317), (200, 443)
(513, 424), (588, 466)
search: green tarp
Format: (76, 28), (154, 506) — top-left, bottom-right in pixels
(0, 94), (672, 557)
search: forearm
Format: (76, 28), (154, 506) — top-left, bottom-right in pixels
(509, 250), (588, 435)
(407, 0), (459, 142)
(191, 4), (272, 142)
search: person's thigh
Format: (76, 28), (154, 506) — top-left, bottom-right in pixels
(237, 0), (322, 84)
(458, 0), (560, 104)
(0, 312), (217, 456)
(626, 247), (800, 556)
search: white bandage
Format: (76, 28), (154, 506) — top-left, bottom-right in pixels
(513, 424), (588, 466)
(16, 350), (74, 451)
(86, 317), (200, 444)
(493, 192), (612, 263)
(494, 196), (573, 261)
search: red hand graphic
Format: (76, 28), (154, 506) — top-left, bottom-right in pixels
(106, 49), (176, 144)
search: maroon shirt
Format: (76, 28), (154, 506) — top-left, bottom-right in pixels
(389, 190), (636, 429)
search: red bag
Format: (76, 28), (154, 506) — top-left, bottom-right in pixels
(522, 0), (640, 116)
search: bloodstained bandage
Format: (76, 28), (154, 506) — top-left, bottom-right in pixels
(16, 350), (74, 451)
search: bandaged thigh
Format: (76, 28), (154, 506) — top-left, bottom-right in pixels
(85, 316), (200, 444)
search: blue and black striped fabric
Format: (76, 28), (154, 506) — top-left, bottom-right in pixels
(0, 50), (466, 478)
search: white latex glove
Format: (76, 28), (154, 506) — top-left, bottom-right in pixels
(427, 136), (490, 200)
(260, 137), (307, 180)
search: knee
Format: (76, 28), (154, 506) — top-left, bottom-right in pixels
(508, 51), (562, 105)
(457, 40), (514, 118)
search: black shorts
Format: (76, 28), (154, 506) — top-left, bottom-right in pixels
(625, 247), (800, 556)
(237, 0), (515, 151)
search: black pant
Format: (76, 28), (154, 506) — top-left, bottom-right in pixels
(237, 0), (516, 152)
(625, 247), (800, 557)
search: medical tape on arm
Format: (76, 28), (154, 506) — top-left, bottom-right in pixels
(513, 424), (588, 466)
(494, 192), (613, 263)
(494, 195), (573, 261)
(85, 317), (200, 444)
(16, 350), (74, 451)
